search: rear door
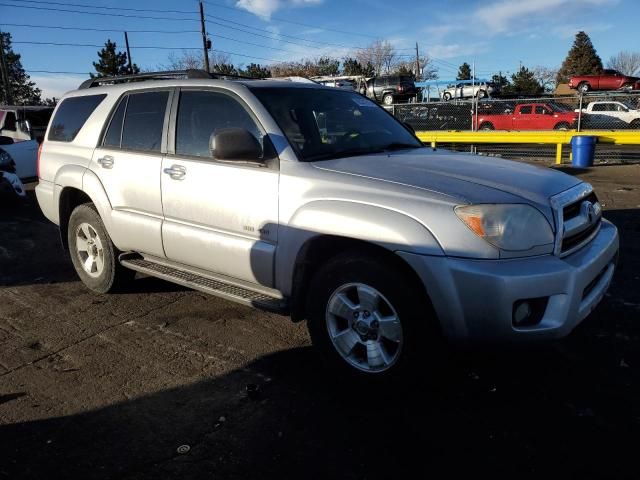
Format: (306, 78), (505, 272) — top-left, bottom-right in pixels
(512, 105), (533, 129)
(90, 89), (171, 258)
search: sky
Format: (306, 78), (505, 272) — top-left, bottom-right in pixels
(0, 0), (636, 98)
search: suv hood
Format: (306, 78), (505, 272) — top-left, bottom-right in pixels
(312, 148), (581, 207)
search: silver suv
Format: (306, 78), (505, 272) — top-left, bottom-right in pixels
(36, 71), (619, 378)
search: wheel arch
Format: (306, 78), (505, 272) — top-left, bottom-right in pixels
(279, 200), (444, 322)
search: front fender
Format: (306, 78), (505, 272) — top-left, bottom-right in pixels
(276, 200), (444, 295)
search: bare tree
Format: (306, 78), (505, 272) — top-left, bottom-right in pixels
(160, 50), (232, 72)
(533, 66), (558, 92)
(607, 51), (640, 76)
(354, 40), (397, 76)
(394, 56), (438, 79)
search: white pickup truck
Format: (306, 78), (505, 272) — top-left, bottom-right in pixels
(577, 101), (640, 128)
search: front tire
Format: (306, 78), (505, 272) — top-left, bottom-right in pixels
(443, 92), (452, 101)
(479, 122), (494, 130)
(554, 122), (570, 130)
(306, 251), (440, 378)
(67, 203), (134, 293)
(382, 93), (394, 105)
(578, 82), (590, 94)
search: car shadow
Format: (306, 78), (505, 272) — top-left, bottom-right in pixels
(1, 341), (639, 480)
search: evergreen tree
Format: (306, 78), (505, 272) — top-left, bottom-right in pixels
(0, 31), (42, 105)
(457, 62), (472, 80)
(504, 66), (543, 95)
(212, 63), (238, 76)
(241, 63), (271, 78)
(556, 31), (603, 84)
(91, 39), (139, 78)
(316, 57), (340, 76)
(491, 72), (510, 92)
(342, 58), (374, 77)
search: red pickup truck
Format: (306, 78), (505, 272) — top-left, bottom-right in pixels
(569, 69), (640, 93)
(475, 103), (578, 131)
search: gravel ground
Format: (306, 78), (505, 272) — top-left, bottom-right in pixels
(1, 163), (639, 479)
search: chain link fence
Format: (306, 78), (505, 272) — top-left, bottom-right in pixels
(391, 92), (640, 132)
(389, 92), (640, 164)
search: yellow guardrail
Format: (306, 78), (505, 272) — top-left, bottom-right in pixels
(415, 130), (640, 164)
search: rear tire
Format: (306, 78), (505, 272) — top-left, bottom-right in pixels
(578, 82), (590, 94)
(67, 203), (134, 294)
(630, 119), (640, 129)
(443, 92), (452, 101)
(382, 93), (394, 105)
(479, 122), (494, 131)
(554, 122), (571, 130)
(306, 251), (441, 379)
(477, 90), (487, 99)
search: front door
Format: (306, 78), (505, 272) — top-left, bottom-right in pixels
(90, 89), (171, 258)
(160, 88), (278, 287)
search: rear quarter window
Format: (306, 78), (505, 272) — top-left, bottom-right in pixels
(48, 94), (106, 142)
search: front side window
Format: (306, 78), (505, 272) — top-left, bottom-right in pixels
(47, 94), (106, 142)
(250, 87), (421, 162)
(175, 90), (262, 158)
(520, 106), (532, 114)
(121, 91), (168, 152)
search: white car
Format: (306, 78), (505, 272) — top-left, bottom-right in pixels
(577, 101), (640, 128)
(0, 139), (38, 180)
(441, 83), (494, 101)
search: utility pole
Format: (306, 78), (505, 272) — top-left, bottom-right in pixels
(415, 42), (421, 102)
(199, 1), (210, 73)
(0, 32), (13, 105)
(124, 31), (133, 74)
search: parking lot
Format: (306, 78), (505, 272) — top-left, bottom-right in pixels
(1, 162), (639, 479)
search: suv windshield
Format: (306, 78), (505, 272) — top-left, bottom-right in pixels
(250, 87), (421, 161)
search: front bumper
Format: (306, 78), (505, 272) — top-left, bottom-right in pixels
(398, 219), (619, 343)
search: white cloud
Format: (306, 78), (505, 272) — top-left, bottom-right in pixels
(235, 0), (322, 20)
(426, 43), (489, 60)
(475, 0), (618, 33)
(30, 74), (84, 99)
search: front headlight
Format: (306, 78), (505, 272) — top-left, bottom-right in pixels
(455, 204), (554, 251)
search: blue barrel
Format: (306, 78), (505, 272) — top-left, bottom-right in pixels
(571, 136), (596, 167)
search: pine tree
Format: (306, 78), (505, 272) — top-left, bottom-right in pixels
(503, 66), (543, 95)
(342, 58), (374, 77)
(556, 31), (603, 84)
(91, 39), (139, 78)
(240, 63), (271, 78)
(457, 62), (472, 80)
(0, 31), (42, 105)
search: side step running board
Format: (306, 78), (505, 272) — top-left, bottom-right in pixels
(119, 254), (287, 313)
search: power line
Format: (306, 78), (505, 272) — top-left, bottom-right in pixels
(14, 41), (205, 50)
(206, 14), (368, 50)
(0, 23), (200, 34)
(204, 0), (377, 39)
(10, 0), (197, 15)
(0, 2), (199, 21)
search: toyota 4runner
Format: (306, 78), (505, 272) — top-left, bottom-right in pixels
(36, 70), (619, 377)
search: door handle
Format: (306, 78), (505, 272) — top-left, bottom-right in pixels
(97, 155), (114, 169)
(163, 164), (186, 180)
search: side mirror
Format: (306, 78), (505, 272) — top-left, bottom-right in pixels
(210, 128), (263, 162)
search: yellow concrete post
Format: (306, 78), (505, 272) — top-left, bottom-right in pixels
(555, 143), (563, 165)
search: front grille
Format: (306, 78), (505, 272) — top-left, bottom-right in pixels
(551, 184), (602, 256)
(561, 221), (599, 252)
(563, 192), (598, 221)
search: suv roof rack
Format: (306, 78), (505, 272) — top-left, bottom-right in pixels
(78, 69), (259, 89)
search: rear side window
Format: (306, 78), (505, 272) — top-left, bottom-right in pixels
(175, 90), (261, 158)
(520, 106), (532, 114)
(121, 91), (169, 152)
(48, 94), (106, 142)
(102, 96), (127, 148)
